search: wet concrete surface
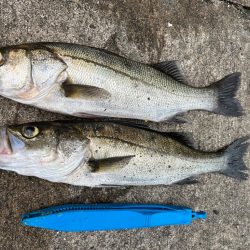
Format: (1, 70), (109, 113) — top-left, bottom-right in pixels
(0, 0), (249, 249)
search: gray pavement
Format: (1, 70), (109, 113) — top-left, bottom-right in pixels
(0, 0), (249, 249)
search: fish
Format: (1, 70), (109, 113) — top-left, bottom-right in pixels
(0, 42), (244, 123)
(0, 121), (248, 187)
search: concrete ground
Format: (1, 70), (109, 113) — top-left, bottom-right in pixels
(0, 0), (249, 249)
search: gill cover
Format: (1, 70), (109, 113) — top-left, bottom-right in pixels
(27, 49), (68, 100)
(0, 47), (68, 101)
(0, 123), (91, 182)
(0, 49), (31, 96)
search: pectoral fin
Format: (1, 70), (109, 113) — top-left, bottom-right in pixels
(62, 81), (111, 100)
(89, 155), (135, 173)
(28, 49), (68, 100)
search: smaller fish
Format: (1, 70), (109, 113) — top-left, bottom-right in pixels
(0, 121), (248, 187)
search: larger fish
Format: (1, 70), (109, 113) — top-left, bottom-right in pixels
(0, 43), (243, 122)
(0, 121), (248, 186)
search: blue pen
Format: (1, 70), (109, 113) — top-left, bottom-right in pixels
(21, 203), (207, 232)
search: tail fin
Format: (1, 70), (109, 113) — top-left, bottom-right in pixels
(212, 72), (243, 117)
(220, 136), (249, 180)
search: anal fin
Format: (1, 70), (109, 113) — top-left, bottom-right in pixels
(89, 155), (135, 173)
(73, 112), (105, 119)
(167, 114), (189, 124)
(175, 177), (199, 185)
(98, 184), (127, 189)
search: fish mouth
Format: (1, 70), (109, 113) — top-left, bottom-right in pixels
(0, 127), (12, 155)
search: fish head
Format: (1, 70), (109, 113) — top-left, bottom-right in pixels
(0, 48), (32, 98)
(0, 122), (89, 181)
(0, 46), (67, 102)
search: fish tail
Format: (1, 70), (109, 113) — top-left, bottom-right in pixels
(212, 72), (243, 117)
(220, 136), (249, 180)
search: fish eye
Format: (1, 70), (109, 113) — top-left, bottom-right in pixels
(21, 126), (40, 139)
(0, 52), (4, 66)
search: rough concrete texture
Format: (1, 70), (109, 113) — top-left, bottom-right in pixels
(0, 0), (249, 249)
(226, 0), (249, 7)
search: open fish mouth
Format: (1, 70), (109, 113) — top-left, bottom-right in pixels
(0, 127), (12, 155)
(0, 127), (26, 156)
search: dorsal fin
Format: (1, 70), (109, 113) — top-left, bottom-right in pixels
(166, 132), (195, 149)
(100, 120), (195, 149)
(92, 119), (153, 131)
(90, 120), (195, 149)
(151, 60), (187, 84)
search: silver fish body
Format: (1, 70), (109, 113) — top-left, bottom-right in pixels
(0, 121), (248, 187)
(0, 43), (243, 122)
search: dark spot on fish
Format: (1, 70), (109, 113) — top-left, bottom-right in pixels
(95, 150), (98, 153)
(149, 170), (152, 172)
(213, 209), (219, 215)
(104, 109), (107, 111)
(147, 97), (150, 100)
(99, 147), (101, 149)
(89, 24), (96, 29)
(168, 165), (171, 168)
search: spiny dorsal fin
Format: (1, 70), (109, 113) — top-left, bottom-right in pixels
(151, 60), (187, 84)
(105, 119), (152, 130)
(89, 155), (135, 173)
(166, 132), (195, 149)
(100, 120), (195, 148)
